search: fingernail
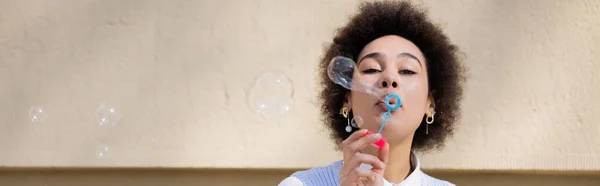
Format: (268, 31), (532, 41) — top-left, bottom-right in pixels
(370, 133), (381, 139)
(365, 131), (373, 135)
(374, 137), (387, 148)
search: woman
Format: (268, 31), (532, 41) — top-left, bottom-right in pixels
(279, 1), (466, 185)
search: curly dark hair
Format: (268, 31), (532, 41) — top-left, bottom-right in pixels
(317, 0), (466, 152)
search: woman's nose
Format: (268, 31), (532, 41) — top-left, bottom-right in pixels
(379, 74), (398, 88)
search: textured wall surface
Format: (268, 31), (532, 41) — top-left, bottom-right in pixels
(0, 0), (599, 171)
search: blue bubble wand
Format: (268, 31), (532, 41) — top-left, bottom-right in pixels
(379, 94), (401, 133)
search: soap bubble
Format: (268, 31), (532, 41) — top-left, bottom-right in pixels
(327, 56), (356, 90)
(97, 105), (120, 127)
(247, 72), (294, 119)
(29, 106), (46, 123)
(351, 116), (363, 128)
(327, 56), (386, 99)
(328, 56), (403, 109)
(95, 144), (111, 159)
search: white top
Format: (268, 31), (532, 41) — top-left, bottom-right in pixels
(278, 152), (455, 186)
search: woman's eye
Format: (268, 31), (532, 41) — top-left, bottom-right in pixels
(361, 69), (381, 74)
(399, 69), (416, 75)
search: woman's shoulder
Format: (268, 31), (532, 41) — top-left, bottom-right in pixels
(277, 176), (305, 186)
(277, 160), (343, 186)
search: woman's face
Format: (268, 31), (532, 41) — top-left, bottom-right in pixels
(347, 35), (434, 144)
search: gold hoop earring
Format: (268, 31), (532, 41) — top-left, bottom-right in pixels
(340, 107), (349, 118)
(340, 107), (351, 132)
(426, 112), (435, 134)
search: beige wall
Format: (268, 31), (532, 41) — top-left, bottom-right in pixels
(1, 0), (599, 175)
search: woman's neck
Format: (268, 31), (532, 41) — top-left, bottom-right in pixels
(363, 137), (413, 184)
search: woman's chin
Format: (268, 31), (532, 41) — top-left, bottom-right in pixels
(360, 114), (405, 133)
(371, 120), (407, 134)
(369, 115), (394, 128)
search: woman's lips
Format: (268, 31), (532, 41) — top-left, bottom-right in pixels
(375, 99), (400, 110)
(376, 101), (388, 110)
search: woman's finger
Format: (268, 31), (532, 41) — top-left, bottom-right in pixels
(342, 132), (382, 160)
(341, 167), (377, 184)
(340, 152), (385, 177)
(341, 129), (369, 148)
(372, 142), (389, 174)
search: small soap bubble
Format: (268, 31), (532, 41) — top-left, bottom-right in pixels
(351, 116), (363, 128)
(95, 144), (111, 159)
(97, 105), (120, 127)
(29, 106), (47, 123)
(247, 72), (294, 119)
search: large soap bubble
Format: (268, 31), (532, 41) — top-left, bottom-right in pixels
(247, 72), (294, 120)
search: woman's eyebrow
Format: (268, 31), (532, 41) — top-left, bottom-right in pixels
(358, 52), (384, 65)
(398, 53), (422, 69)
(357, 52), (422, 68)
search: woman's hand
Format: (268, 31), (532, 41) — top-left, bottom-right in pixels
(339, 129), (390, 186)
